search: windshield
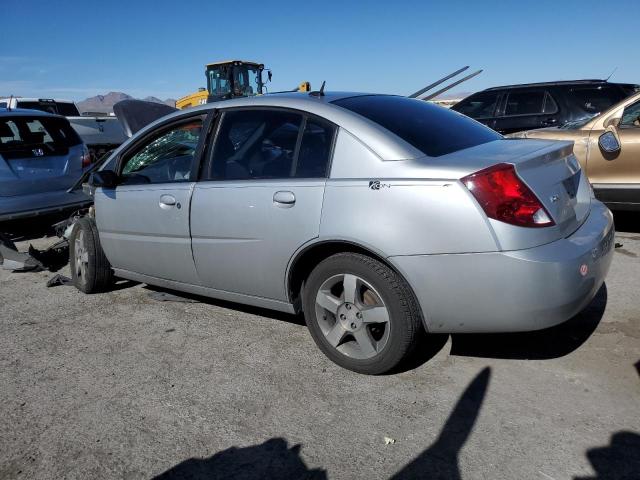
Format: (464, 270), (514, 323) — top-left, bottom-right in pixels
(207, 64), (263, 98)
(568, 86), (628, 115)
(559, 115), (596, 130)
(333, 95), (501, 157)
(232, 65), (262, 96)
(207, 67), (231, 97)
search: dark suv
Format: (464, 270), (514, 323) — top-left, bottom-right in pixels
(451, 80), (639, 134)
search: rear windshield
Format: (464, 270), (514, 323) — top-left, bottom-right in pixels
(0, 116), (82, 159)
(567, 86), (629, 115)
(333, 95), (500, 157)
(16, 101), (80, 117)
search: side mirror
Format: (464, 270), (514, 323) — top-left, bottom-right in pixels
(89, 170), (119, 189)
(598, 131), (621, 155)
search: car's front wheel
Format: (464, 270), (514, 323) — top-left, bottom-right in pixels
(303, 253), (423, 374)
(69, 217), (113, 293)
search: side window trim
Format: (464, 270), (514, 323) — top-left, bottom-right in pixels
(543, 92), (559, 115)
(115, 111), (210, 181)
(200, 106), (338, 182)
(289, 116), (307, 177)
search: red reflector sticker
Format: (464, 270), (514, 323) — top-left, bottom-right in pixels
(580, 264), (588, 276)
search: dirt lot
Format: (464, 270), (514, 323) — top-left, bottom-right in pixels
(1, 215), (639, 479)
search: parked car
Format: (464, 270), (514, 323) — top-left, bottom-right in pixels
(508, 91), (640, 210)
(0, 108), (93, 222)
(451, 80), (639, 134)
(0, 97), (127, 162)
(70, 93), (614, 374)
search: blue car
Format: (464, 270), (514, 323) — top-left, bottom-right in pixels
(0, 108), (92, 222)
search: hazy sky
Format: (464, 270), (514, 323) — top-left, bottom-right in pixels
(2, 0), (639, 101)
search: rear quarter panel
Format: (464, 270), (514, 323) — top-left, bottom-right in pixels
(321, 130), (497, 255)
(320, 179), (497, 255)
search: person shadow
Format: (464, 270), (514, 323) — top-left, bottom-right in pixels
(574, 431), (640, 480)
(390, 367), (491, 479)
(152, 437), (326, 480)
(152, 368), (491, 480)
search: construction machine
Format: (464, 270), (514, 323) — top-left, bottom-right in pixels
(176, 60), (311, 109)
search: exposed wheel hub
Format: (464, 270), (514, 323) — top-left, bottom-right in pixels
(337, 302), (363, 331)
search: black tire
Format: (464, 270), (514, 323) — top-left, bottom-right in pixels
(303, 252), (423, 375)
(69, 217), (113, 293)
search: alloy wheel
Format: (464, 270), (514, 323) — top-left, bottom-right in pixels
(314, 273), (390, 359)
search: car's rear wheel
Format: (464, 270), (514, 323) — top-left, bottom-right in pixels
(303, 252), (422, 374)
(70, 217), (113, 293)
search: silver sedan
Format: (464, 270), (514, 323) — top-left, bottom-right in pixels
(70, 92), (614, 374)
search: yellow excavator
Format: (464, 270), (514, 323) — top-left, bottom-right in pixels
(176, 60), (310, 109)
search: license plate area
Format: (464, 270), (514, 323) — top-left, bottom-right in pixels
(593, 227), (614, 260)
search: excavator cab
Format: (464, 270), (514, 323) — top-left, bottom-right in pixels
(206, 60), (265, 102)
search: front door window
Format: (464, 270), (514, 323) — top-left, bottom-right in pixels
(121, 120), (202, 184)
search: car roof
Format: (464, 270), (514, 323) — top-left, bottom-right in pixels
(122, 92), (427, 161)
(482, 80), (638, 91)
(0, 107), (64, 118)
(0, 97), (74, 103)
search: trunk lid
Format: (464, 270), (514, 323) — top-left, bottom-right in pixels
(508, 140), (590, 236)
(428, 138), (592, 249)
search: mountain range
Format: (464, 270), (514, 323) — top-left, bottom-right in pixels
(76, 92), (176, 114)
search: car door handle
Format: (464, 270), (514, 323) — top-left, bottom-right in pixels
(542, 118), (558, 126)
(273, 191), (296, 206)
(159, 194), (177, 209)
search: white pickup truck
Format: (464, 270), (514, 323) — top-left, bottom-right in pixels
(0, 97), (127, 162)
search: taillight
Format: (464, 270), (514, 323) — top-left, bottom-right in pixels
(81, 145), (91, 168)
(462, 163), (554, 228)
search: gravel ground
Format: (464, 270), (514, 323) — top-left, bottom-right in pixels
(0, 216), (638, 480)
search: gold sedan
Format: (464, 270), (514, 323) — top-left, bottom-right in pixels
(509, 91), (640, 210)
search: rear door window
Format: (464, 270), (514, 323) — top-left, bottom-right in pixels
(504, 90), (546, 116)
(295, 119), (335, 178)
(334, 95), (500, 157)
(453, 92), (500, 118)
(208, 109), (303, 180)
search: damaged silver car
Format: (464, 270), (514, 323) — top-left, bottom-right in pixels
(69, 93), (613, 374)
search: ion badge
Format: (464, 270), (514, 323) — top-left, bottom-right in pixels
(369, 180), (390, 190)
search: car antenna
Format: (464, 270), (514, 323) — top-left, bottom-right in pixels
(605, 67), (618, 82)
(309, 81), (326, 97)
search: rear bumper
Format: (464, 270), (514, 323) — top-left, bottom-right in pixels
(390, 201), (614, 333)
(0, 190), (92, 222)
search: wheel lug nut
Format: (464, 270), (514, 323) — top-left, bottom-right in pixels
(346, 304), (351, 310)
(356, 312), (362, 319)
(350, 323), (357, 329)
(340, 314), (346, 320)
